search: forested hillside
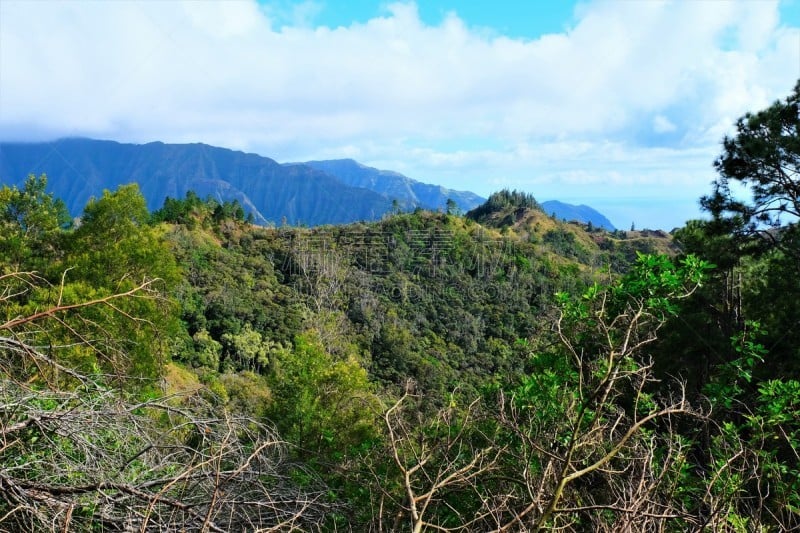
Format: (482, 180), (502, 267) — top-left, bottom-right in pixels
(0, 84), (798, 531)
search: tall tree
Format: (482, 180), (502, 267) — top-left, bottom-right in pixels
(64, 184), (182, 384)
(0, 174), (71, 273)
(70, 184), (179, 287)
(685, 83), (800, 379)
(701, 79), (800, 258)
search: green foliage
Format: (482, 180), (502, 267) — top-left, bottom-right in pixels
(160, 209), (594, 401)
(702, 79), (800, 252)
(0, 174), (71, 272)
(445, 197), (460, 216)
(153, 191), (254, 231)
(0, 181), (187, 391)
(616, 252), (711, 314)
(191, 328), (222, 369)
(151, 190), (206, 226)
(466, 188), (540, 224)
(543, 227), (591, 262)
(556, 253), (712, 362)
(368, 253), (715, 530)
(70, 184), (178, 283)
(220, 323), (272, 373)
(64, 185), (181, 385)
(513, 349), (579, 436)
(659, 84), (800, 460)
(703, 321), (767, 408)
(212, 197), (246, 223)
(699, 321), (800, 527)
(6, 164), (798, 529)
(639, 87), (800, 530)
(167, 224), (303, 369)
(266, 332), (380, 462)
(218, 370), (272, 419)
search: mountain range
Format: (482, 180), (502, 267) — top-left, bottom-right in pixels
(540, 200), (616, 230)
(0, 139), (392, 226)
(288, 159), (484, 213)
(0, 138), (614, 228)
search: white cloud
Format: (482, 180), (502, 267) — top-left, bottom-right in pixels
(653, 115), (677, 134)
(0, 0), (797, 228)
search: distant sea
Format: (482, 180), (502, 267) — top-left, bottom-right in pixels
(553, 197), (707, 231)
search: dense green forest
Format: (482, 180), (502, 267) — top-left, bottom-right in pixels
(1, 84), (798, 531)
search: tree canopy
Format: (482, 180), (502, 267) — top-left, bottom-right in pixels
(702, 79), (800, 257)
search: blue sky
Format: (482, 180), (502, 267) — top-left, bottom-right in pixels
(262, 1), (580, 37)
(1, 0), (799, 229)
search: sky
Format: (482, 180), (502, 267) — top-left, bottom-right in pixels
(1, 1), (798, 229)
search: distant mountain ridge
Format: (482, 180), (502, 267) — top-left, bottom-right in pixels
(541, 200), (616, 230)
(0, 138), (616, 229)
(290, 159), (485, 213)
(0, 139), (393, 226)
